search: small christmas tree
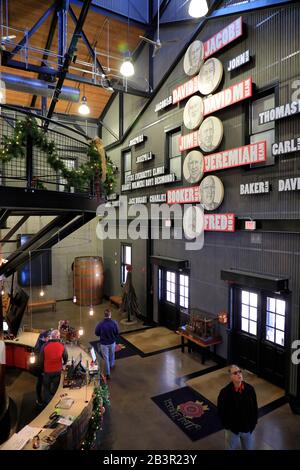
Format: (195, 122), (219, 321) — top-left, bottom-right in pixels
(121, 265), (140, 322)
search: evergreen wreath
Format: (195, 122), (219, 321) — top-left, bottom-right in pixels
(0, 117), (117, 195)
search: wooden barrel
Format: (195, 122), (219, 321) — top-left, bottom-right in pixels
(74, 256), (104, 306)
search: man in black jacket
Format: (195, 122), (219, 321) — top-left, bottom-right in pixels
(217, 365), (258, 450)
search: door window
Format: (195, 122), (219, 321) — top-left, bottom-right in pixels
(241, 290), (258, 336)
(266, 297), (286, 346)
(166, 271), (176, 304)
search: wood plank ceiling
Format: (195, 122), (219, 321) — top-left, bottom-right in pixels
(1, 0), (145, 118)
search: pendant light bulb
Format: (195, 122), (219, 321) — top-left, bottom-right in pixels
(120, 57), (135, 77)
(29, 352), (36, 364)
(89, 307), (94, 316)
(188, 0), (209, 18)
(39, 289), (45, 297)
(78, 96), (90, 115)
(78, 327), (84, 336)
(73, 295), (77, 303)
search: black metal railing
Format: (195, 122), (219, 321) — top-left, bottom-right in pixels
(0, 104), (96, 196)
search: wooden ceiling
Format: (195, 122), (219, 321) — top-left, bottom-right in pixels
(1, 0), (146, 118)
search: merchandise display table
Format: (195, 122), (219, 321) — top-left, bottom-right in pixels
(176, 328), (222, 364)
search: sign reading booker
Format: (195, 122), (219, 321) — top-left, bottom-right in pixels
(198, 116), (223, 153)
(183, 150), (204, 184)
(183, 95), (204, 130)
(198, 58), (223, 95)
(183, 40), (204, 76)
(199, 175), (224, 211)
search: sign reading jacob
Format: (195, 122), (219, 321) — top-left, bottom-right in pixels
(183, 40), (204, 76)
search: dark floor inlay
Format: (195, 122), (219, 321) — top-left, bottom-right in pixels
(151, 386), (222, 441)
(90, 337), (140, 360)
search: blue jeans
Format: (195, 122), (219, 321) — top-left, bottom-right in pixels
(100, 343), (115, 376)
(225, 430), (254, 450)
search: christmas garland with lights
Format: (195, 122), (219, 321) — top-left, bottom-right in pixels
(0, 117), (117, 195)
(81, 383), (110, 450)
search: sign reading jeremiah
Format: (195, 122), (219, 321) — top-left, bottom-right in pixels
(203, 142), (267, 172)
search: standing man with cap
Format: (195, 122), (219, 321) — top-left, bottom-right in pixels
(217, 365), (258, 450)
(40, 329), (68, 404)
(95, 309), (119, 379)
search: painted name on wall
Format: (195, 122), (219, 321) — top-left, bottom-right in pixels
(129, 134), (146, 146)
(259, 100), (300, 125)
(272, 138), (300, 155)
(203, 77), (252, 115)
(155, 96), (173, 112)
(227, 50), (250, 72)
(204, 17), (243, 59)
(240, 181), (270, 195)
(204, 141), (266, 172)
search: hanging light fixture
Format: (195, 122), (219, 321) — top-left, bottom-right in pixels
(29, 351), (36, 364)
(73, 260), (77, 303)
(78, 264), (84, 336)
(120, 1), (135, 77)
(39, 251), (45, 297)
(78, 95), (90, 115)
(189, 0), (209, 18)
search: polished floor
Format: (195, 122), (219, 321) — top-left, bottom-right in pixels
(10, 299), (300, 449)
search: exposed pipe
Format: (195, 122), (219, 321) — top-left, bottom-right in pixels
(1, 72), (80, 102)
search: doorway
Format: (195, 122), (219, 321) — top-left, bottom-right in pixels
(158, 268), (189, 331)
(231, 287), (289, 388)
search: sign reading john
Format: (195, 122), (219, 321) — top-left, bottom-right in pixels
(183, 40), (204, 76)
(199, 175), (224, 211)
(183, 150), (204, 184)
(183, 95), (204, 130)
(198, 58), (223, 96)
(198, 116), (224, 153)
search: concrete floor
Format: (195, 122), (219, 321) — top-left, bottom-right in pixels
(13, 299), (300, 450)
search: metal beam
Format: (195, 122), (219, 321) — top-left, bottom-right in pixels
(31, 2), (59, 108)
(45, 0), (93, 127)
(3, 56), (151, 98)
(209, 0), (295, 18)
(70, 0), (148, 27)
(58, 0), (70, 65)
(0, 210), (10, 229)
(69, 5), (106, 78)
(9, 3), (56, 59)
(0, 216), (29, 247)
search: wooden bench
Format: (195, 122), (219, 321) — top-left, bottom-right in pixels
(176, 330), (222, 364)
(26, 299), (56, 313)
(109, 295), (122, 309)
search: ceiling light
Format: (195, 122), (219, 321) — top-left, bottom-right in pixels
(120, 56), (135, 77)
(78, 96), (90, 115)
(189, 0), (209, 18)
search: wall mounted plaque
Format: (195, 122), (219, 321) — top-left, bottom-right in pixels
(204, 213), (235, 232)
(203, 141), (266, 172)
(198, 116), (223, 153)
(198, 58), (223, 95)
(167, 186), (200, 204)
(199, 175), (224, 211)
(183, 150), (204, 184)
(204, 17), (243, 59)
(203, 77), (252, 115)
(183, 95), (204, 130)
(184, 40), (204, 76)
(227, 50), (250, 72)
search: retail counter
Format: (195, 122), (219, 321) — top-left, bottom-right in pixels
(1, 338), (97, 450)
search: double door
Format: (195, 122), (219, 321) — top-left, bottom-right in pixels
(158, 268), (189, 331)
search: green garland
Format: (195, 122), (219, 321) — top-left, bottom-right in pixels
(0, 117), (117, 195)
(81, 383), (110, 450)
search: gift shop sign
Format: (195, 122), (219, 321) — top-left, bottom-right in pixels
(204, 141), (266, 172)
(203, 77), (252, 115)
(204, 214), (235, 232)
(167, 186), (200, 204)
(204, 17), (243, 59)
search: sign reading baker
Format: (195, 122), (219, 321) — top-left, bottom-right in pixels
(204, 17), (243, 59)
(203, 77), (252, 115)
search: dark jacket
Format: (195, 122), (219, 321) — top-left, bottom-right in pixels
(40, 339), (68, 374)
(217, 381), (258, 434)
(95, 318), (119, 345)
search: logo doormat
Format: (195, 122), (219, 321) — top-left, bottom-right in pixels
(90, 337), (139, 360)
(151, 386), (222, 441)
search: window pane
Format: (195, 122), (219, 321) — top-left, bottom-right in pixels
(185, 287), (188, 298)
(266, 326), (275, 342)
(180, 296), (184, 306)
(185, 276), (189, 287)
(180, 285), (185, 296)
(179, 275), (184, 286)
(124, 151), (131, 171)
(184, 298), (188, 308)
(249, 307), (257, 321)
(241, 318), (249, 332)
(171, 272), (175, 282)
(167, 282), (171, 292)
(171, 282), (176, 294)
(276, 315), (285, 331)
(275, 330), (285, 346)
(171, 293), (175, 304)
(267, 297), (276, 312)
(242, 290), (249, 304)
(170, 156), (181, 180)
(276, 299), (285, 315)
(249, 321), (257, 336)
(166, 291), (171, 302)
(266, 311), (275, 327)
(170, 131), (181, 158)
(251, 94), (275, 134)
(167, 271), (171, 281)
(249, 293), (257, 307)
(125, 246), (131, 264)
(241, 304), (249, 318)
